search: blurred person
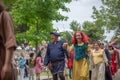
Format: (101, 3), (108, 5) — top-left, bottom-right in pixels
(12, 56), (19, 80)
(0, 1), (17, 80)
(64, 31), (90, 80)
(28, 52), (35, 80)
(88, 43), (93, 80)
(67, 50), (74, 79)
(108, 45), (118, 79)
(44, 32), (68, 80)
(21, 43), (29, 78)
(115, 44), (120, 68)
(100, 43), (112, 80)
(21, 43), (25, 50)
(42, 40), (47, 47)
(35, 51), (42, 80)
(115, 44), (120, 80)
(40, 45), (46, 62)
(91, 42), (108, 80)
(18, 52), (26, 80)
(24, 59), (29, 78)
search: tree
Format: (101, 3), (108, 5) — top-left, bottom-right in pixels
(82, 21), (105, 42)
(3, 0), (17, 11)
(92, 0), (120, 38)
(70, 20), (81, 31)
(60, 31), (73, 45)
(10, 0), (71, 47)
(60, 20), (81, 45)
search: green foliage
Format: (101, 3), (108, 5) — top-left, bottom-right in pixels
(3, 0), (17, 11)
(60, 20), (81, 45)
(70, 20), (81, 31)
(4, 0), (72, 46)
(82, 21), (105, 42)
(60, 31), (73, 45)
(92, 0), (120, 38)
(61, 20), (105, 44)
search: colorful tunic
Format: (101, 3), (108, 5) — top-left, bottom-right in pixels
(109, 50), (118, 75)
(72, 43), (89, 80)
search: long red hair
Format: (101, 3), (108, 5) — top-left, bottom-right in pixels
(72, 31), (89, 44)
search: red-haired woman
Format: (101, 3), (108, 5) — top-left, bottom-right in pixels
(64, 31), (90, 80)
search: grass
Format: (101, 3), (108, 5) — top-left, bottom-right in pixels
(40, 71), (52, 76)
(40, 68), (71, 80)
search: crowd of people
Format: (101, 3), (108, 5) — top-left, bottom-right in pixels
(1, 1), (120, 80)
(2, 28), (120, 80)
(64, 31), (120, 80)
(12, 41), (48, 80)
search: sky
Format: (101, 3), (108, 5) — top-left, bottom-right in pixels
(53, 0), (114, 42)
(53, 0), (102, 31)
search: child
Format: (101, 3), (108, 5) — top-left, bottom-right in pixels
(67, 50), (74, 79)
(28, 52), (35, 80)
(18, 52), (26, 80)
(35, 51), (42, 80)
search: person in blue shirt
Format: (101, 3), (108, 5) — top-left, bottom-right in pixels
(18, 52), (26, 80)
(44, 32), (67, 80)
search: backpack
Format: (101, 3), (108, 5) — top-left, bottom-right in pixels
(19, 58), (26, 68)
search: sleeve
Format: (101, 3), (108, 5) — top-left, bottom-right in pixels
(62, 41), (68, 59)
(104, 49), (111, 62)
(44, 44), (50, 66)
(2, 11), (17, 49)
(86, 44), (91, 54)
(114, 50), (119, 64)
(63, 49), (68, 59)
(103, 51), (108, 62)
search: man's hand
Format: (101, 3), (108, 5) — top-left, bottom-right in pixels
(1, 64), (11, 80)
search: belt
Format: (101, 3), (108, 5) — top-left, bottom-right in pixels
(51, 59), (64, 64)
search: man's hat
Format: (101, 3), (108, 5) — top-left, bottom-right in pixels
(50, 32), (60, 36)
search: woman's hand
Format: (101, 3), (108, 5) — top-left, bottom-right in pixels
(114, 60), (118, 63)
(1, 63), (11, 80)
(105, 62), (109, 66)
(62, 43), (68, 50)
(92, 63), (95, 68)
